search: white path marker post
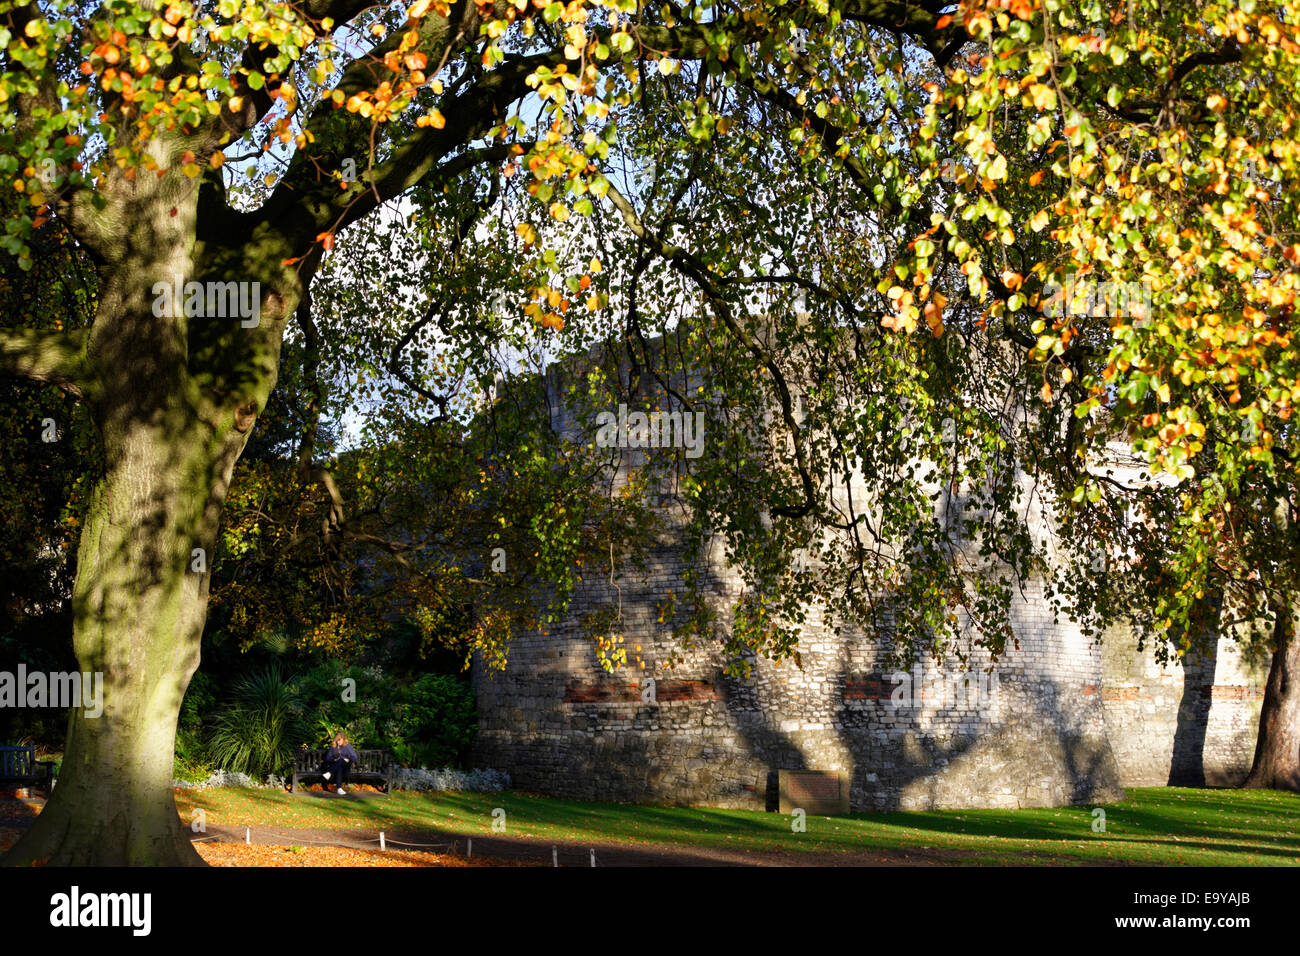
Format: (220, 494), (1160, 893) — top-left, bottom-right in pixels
(245, 827), (250, 845)
(552, 845), (558, 867)
(468, 837), (472, 858)
(590, 848), (596, 867)
(379, 831), (385, 852)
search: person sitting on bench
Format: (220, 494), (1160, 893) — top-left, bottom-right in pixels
(321, 732), (359, 795)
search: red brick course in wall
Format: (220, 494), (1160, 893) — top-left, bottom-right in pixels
(843, 678), (893, 700)
(1204, 685), (1266, 701)
(1094, 684), (1264, 702)
(563, 679), (722, 704)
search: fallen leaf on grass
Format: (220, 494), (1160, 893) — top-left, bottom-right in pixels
(196, 842), (537, 867)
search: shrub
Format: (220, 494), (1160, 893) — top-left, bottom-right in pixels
(392, 767), (509, 792)
(205, 664), (309, 777)
(175, 670), (216, 781)
(173, 740), (213, 783)
(174, 769), (277, 790)
(291, 664), (476, 768)
(292, 660), (382, 748)
(176, 660), (478, 775)
(392, 673), (476, 770)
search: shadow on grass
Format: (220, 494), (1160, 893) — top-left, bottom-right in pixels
(174, 785), (1300, 864)
(859, 787), (1300, 849)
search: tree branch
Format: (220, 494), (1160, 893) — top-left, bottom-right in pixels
(255, 0), (959, 249)
(0, 328), (94, 399)
(604, 181), (819, 519)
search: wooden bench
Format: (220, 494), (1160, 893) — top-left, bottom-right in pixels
(0, 745), (56, 795)
(291, 748), (394, 795)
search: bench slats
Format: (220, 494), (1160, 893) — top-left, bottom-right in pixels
(0, 746), (53, 790)
(290, 748), (394, 795)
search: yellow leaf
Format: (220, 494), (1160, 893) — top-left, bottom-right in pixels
(1028, 84), (1056, 112)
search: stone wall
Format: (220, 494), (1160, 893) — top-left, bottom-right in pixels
(474, 528), (1132, 810)
(474, 573), (1266, 809)
(1100, 629), (1266, 787)
(472, 350), (1264, 811)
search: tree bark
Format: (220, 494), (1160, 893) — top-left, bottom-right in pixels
(2, 148), (290, 863)
(1, 410), (254, 864)
(1243, 601), (1300, 791)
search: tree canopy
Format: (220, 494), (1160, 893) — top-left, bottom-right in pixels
(4, 0), (1300, 863)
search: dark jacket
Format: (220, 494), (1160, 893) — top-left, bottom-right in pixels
(326, 744), (359, 765)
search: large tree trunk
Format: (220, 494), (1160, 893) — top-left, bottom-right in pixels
(1244, 603), (1300, 791)
(2, 416), (246, 865)
(1, 145), (293, 863)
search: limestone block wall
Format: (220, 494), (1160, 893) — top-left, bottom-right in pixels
(472, 349), (1263, 811)
(473, 540), (1128, 811)
(1100, 629), (1265, 787)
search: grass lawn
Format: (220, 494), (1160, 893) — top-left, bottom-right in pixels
(173, 785), (1300, 865)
